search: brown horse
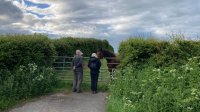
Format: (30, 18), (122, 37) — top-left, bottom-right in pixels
(96, 49), (120, 79)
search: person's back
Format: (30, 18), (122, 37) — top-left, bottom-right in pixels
(72, 50), (83, 93)
(72, 55), (83, 72)
(88, 53), (101, 94)
(88, 57), (101, 73)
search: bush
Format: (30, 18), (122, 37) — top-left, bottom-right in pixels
(0, 63), (58, 111)
(0, 34), (56, 70)
(0, 34), (58, 110)
(108, 57), (200, 112)
(109, 37), (200, 112)
(119, 38), (200, 68)
(0, 34), (114, 72)
(119, 38), (160, 67)
(53, 37), (114, 56)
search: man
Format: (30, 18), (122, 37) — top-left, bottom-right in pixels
(72, 50), (83, 93)
(88, 53), (101, 94)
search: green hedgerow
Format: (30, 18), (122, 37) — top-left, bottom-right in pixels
(0, 63), (58, 111)
(119, 38), (200, 68)
(52, 37), (114, 56)
(0, 34), (56, 70)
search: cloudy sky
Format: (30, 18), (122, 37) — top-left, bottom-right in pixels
(0, 0), (200, 52)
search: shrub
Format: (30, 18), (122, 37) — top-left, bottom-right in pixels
(109, 37), (200, 112)
(119, 38), (161, 67)
(53, 37), (114, 56)
(119, 38), (200, 67)
(0, 34), (58, 111)
(0, 63), (58, 111)
(0, 34), (56, 70)
(108, 57), (200, 112)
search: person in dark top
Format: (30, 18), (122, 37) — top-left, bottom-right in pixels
(72, 50), (83, 93)
(88, 53), (101, 94)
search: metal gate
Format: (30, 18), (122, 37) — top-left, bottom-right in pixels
(53, 56), (114, 83)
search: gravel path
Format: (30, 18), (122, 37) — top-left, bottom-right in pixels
(9, 92), (107, 112)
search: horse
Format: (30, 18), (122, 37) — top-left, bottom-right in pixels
(96, 48), (120, 80)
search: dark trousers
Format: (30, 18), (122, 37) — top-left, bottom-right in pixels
(90, 72), (99, 91)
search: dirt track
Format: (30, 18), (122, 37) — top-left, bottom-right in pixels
(10, 92), (107, 112)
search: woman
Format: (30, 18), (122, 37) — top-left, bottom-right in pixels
(88, 53), (101, 94)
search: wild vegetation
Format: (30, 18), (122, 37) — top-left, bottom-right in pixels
(0, 64), (57, 111)
(107, 38), (200, 112)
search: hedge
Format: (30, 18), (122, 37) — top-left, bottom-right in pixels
(119, 38), (200, 68)
(0, 35), (114, 70)
(0, 34), (56, 70)
(53, 37), (114, 56)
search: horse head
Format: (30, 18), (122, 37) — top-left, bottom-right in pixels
(96, 48), (104, 59)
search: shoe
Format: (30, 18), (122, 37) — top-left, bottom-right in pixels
(77, 90), (82, 93)
(92, 91), (98, 94)
(92, 91), (95, 94)
(72, 89), (76, 92)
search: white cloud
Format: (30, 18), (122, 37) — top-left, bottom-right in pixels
(0, 15), (9, 20)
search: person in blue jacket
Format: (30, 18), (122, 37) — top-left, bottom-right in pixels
(88, 53), (101, 94)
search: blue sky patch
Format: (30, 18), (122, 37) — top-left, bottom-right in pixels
(23, 0), (50, 9)
(26, 10), (46, 18)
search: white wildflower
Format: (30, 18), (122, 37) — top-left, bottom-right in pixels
(177, 76), (183, 80)
(187, 107), (193, 110)
(169, 69), (176, 73)
(185, 66), (189, 71)
(40, 75), (44, 79)
(191, 88), (198, 96)
(127, 100), (132, 104)
(193, 57), (198, 59)
(19, 65), (25, 71)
